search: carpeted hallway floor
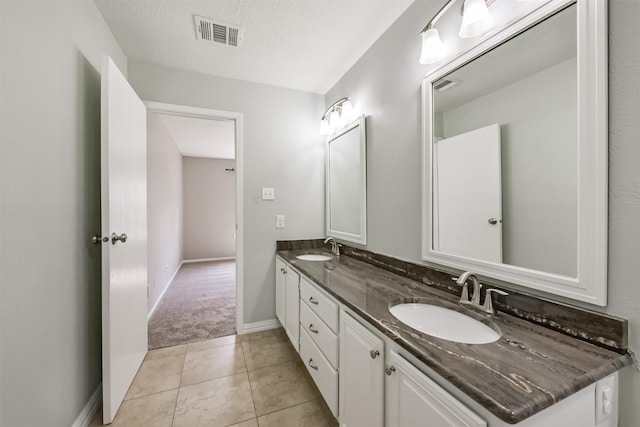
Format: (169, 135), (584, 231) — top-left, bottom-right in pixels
(148, 260), (236, 350)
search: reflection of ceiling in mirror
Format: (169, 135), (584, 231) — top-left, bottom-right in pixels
(434, 4), (576, 113)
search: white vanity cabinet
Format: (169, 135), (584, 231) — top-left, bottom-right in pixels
(339, 311), (385, 427)
(275, 258), (286, 326)
(275, 257), (300, 351)
(385, 350), (486, 427)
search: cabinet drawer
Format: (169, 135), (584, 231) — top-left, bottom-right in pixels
(300, 276), (339, 333)
(300, 328), (338, 417)
(300, 301), (338, 367)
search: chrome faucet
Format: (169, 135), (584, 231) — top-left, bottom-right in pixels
(455, 272), (482, 305)
(324, 237), (341, 256)
(454, 272), (509, 315)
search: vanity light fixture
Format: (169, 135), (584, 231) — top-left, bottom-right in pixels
(320, 97), (355, 136)
(419, 0), (495, 65)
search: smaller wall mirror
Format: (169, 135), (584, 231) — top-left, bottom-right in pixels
(326, 116), (367, 244)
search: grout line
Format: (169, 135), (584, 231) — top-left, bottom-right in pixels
(255, 397), (324, 419)
(178, 369), (249, 389)
(242, 342), (260, 421)
(170, 385), (180, 427)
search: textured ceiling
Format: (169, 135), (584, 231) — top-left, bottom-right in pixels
(95, 0), (414, 94)
(153, 113), (236, 159)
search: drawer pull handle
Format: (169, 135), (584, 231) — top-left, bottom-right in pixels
(308, 324), (319, 334)
(385, 365), (396, 376)
(309, 296), (319, 305)
(370, 350), (380, 359)
(308, 358), (318, 370)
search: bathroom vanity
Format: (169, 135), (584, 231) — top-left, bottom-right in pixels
(275, 244), (630, 427)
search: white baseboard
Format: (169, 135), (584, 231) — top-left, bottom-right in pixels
(237, 319), (281, 335)
(147, 262), (183, 321)
(72, 383), (102, 427)
(183, 257), (236, 264)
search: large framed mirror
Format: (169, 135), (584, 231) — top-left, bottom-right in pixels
(422, 0), (608, 305)
(326, 115), (367, 245)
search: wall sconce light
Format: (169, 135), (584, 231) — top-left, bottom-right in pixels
(419, 0), (495, 65)
(320, 97), (355, 136)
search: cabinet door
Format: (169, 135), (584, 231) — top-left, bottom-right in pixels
(275, 258), (286, 326)
(284, 267), (300, 351)
(339, 311), (384, 427)
(385, 351), (486, 427)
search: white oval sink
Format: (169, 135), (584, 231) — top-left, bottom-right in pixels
(389, 303), (500, 344)
(296, 254), (333, 261)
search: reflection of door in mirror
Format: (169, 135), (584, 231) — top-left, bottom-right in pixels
(434, 124), (502, 263)
(432, 4), (577, 277)
(329, 126), (361, 235)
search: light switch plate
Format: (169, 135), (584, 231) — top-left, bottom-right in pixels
(276, 215), (285, 229)
(262, 188), (275, 200)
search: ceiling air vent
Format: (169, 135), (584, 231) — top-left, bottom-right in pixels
(433, 78), (463, 92)
(194, 15), (243, 48)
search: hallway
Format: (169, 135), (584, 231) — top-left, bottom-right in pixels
(148, 260), (236, 349)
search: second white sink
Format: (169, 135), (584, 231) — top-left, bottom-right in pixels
(296, 254), (333, 261)
(389, 303), (500, 344)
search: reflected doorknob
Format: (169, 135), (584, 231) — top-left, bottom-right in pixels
(488, 218), (499, 225)
(111, 232), (128, 245)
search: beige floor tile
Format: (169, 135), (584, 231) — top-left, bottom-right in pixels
(242, 333), (297, 371)
(240, 328), (286, 342)
(145, 344), (187, 361)
(230, 418), (259, 427)
(180, 343), (246, 387)
(111, 389), (177, 426)
(248, 360), (320, 416)
(173, 373), (256, 427)
(187, 334), (241, 353)
(257, 399), (337, 427)
(125, 354), (184, 400)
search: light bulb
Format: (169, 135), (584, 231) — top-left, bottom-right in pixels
(319, 118), (330, 135)
(340, 100), (354, 124)
(329, 110), (341, 131)
(459, 0), (494, 39)
(419, 27), (445, 64)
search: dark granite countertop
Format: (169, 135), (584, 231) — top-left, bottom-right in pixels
(277, 249), (632, 424)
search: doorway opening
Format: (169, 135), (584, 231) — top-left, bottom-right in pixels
(144, 102), (244, 349)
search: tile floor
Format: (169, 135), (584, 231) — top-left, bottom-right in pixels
(90, 328), (337, 427)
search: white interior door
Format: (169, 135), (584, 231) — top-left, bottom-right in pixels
(434, 123), (502, 263)
(101, 56), (148, 424)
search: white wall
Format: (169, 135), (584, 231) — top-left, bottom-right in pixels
(442, 58), (578, 277)
(183, 157), (236, 260)
(147, 114), (184, 313)
(0, 1), (127, 425)
(128, 62), (326, 325)
(325, 0), (640, 425)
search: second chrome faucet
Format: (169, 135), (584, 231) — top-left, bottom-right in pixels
(454, 272), (508, 315)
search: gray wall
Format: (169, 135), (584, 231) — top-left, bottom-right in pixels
(183, 157), (236, 260)
(147, 114), (184, 313)
(442, 59), (577, 277)
(0, 1), (127, 426)
(325, 0), (640, 425)
(128, 62), (326, 325)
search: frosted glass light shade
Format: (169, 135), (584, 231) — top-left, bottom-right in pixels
(419, 28), (445, 64)
(329, 110), (341, 131)
(319, 118), (330, 135)
(340, 100), (354, 124)
(459, 0), (494, 38)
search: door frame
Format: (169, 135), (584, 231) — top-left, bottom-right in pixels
(144, 101), (244, 333)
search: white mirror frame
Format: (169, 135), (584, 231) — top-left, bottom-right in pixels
(326, 115), (367, 245)
(421, 0), (608, 305)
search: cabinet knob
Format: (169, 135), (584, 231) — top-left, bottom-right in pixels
(385, 365), (396, 376)
(308, 324), (319, 334)
(370, 350), (380, 359)
(111, 232), (127, 245)
(308, 296), (319, 305)
(308, 358), (318, 370)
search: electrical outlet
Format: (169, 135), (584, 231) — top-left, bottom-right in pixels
(262, 187), (275, 200)
(276, 215), (285, 229)
(595, 375), (616, 424)
(164, 265), (169, 272)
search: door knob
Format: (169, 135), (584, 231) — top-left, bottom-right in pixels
(111, 232), (128, 245)
(92, 235), (109, 244)
(488, 218), (499, 225)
